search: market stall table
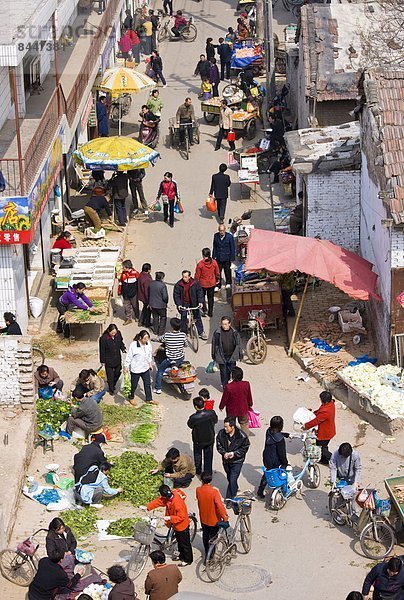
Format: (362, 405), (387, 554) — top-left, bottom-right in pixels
(63, 286), (111, 336)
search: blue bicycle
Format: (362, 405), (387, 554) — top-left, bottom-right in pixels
(261, 431), (321, 510)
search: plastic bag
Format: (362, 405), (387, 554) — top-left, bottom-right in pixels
(115, 297), (123, 308)
(150, 200), (161, 212)
(206, 196), (217, 212)
(227, 130), (236, 142)
(174, 202), (181, 214)
(97, 365), (106, 379)
(248, 409), (261, 429)
(293, 407), (316, 425)
(38, 386), (54, 400)
(205, 361), (218, 373)
(176, 199), (184, 214)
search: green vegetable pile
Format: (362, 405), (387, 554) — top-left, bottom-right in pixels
(63, 507), (98, 538)
(36, 397), (71, 431)
(129, 423), (157, 445)
(122, 372), (131, 398)
(106, 517), (144, 537)
(109, 451), (162, 506)
(101, 404), (142, 428)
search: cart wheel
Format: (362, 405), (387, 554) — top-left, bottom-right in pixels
(246, 335), (267, 364)
(246, 118), (257, 140)
(204, 112), (216, 123)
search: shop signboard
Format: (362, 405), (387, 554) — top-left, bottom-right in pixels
(239, 154), (259, 184)
(0, 128), (63, 245)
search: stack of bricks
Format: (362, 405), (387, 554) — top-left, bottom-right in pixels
(0, 336), (34, 407)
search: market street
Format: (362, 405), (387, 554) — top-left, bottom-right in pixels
(2, 1), (403, 599)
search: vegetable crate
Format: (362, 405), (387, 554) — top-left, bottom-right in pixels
(385, 475), (404, 524)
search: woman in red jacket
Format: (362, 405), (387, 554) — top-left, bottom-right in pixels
(156, 172), (180, 229)
(194, 248), (220, 317)
(304, 391), (336, 465)
(219, 366), (253, 434)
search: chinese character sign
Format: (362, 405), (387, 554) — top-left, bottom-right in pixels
(0, 197), (31, 243)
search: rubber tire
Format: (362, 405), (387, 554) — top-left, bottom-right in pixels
(181, 24), (197, 42)
(189, 322), (199, 353)
(240, 514), (252, 553)
(271, 489), (286, 510)
(246, 118), (257, 140)
(32, 347), (45, 368)
(110, 105), (120, 124)
(157, 26), (168, 42)
(205, 538), (227, 582)
(168, 514), (197, 555)
(0, 550), (35, 587)
(126, 544), (149, 580)
(328, 492), (348, 526)
(204, 112), (216, 123)
(306, 463), (321, 489)
(246, 335), (267, 364)
(359, 520), (396, 560)
(184, 134), (189, 160)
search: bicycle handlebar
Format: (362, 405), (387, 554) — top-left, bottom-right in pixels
(178, 306), (200, 311)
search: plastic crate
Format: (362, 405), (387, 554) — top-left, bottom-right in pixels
(264, 468), (288, 488)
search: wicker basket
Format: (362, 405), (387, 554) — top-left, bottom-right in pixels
(133, 522), (154, 545)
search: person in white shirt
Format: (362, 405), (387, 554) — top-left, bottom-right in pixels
(124, 330), (155, 406)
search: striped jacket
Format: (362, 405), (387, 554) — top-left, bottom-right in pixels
(118, 268), (139, 298)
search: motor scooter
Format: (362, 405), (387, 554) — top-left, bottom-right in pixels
(154, 346), (196, 399)
(138, 117), (160, 148)
(229, 211), (253, 263)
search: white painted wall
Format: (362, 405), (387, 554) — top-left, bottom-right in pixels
(391, 228), (404, 269)
(0, 67), (11, 130)
(306, 170), (361, 251)
(360, 152), (392, 360)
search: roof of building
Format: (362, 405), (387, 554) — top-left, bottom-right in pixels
(299, 1), (378, 102)
(284, 121), (361, 174)
(0, 0), (55, 46)
(361, 68), (404, 225)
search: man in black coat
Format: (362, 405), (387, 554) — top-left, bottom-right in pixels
(212, 224), (236, 288)
(28, 551), (84, 600)
(216, 416), (250, 499)
(173, 270), (207, 340)
(217, 37), (232, 80)
(194, 54), (211, 80)
(73, 433), (106, 482)
(187, 396), (218, 476)
(148, 271), (169, 336)
(209, 163), (231, 224)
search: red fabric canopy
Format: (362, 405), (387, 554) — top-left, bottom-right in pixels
(244, 229), (381, 301)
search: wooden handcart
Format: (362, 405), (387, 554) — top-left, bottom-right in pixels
(232, 280), (282, 330)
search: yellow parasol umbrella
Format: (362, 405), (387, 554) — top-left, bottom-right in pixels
(95, 67), (155, 135)
(73, 136), (160, 172)
(96, 67), (155, 96)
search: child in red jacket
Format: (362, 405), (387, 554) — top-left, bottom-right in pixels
(304, 391), (336, 465)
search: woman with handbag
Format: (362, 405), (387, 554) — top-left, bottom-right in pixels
(156, 172), (180, 228)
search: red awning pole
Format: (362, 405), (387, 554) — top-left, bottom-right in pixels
(288, 275), (309, 357)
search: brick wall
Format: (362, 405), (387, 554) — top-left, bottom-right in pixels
(0, 336), (34, 407)
(305, 170), (361, 251)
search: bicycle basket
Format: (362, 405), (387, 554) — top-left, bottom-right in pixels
(264, 468), (288, 488)
(17, 539), (36, 556)
(133, 522), (154, 545)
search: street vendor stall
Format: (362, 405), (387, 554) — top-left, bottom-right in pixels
(62, 286), (111, 336)
(338, 363), (404, 434)
(54, 246), (120, 291)
(231, 38), (264, 76)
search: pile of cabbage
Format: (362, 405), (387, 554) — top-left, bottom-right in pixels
(339, 363), (404, 419)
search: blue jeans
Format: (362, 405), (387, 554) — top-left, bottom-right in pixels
(89, 388), (106, 404)
(155, 357), (184, 391)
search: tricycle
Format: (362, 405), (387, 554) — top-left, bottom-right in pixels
(154, 345), (197, 399)
(168, 118), (200, 160)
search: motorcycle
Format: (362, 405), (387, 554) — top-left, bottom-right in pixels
(154, 346), (196, 399)
(245, 309), (268, 364)
(229, 211), (252, 263)
(138, 117), (160, 148)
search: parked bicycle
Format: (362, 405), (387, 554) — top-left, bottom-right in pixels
(0, 528), (47, 586)
(205, 492), (254, 582)
(245, 309), (269, 364)
(328, 483), (396, 559)
(157, 16), (197, 43)
(262, 429), (321, 510)
(178, 306), (200, 352)
(32, 346), (45, 369)
(110, 94), (132, 124)
(127, 512), (197, 579)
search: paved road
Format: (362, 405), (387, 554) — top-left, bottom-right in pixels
(2, 2), (403, 599)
